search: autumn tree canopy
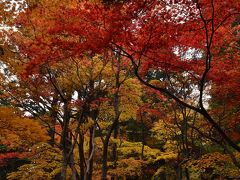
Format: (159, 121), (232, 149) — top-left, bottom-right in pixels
(0, 0), (240, 179)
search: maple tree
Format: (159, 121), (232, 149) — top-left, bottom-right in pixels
(13, 0), (240, 150)
(0, 0), (240, 179)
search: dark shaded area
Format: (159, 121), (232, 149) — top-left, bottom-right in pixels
(0, 158), (30, 180)
(0, 47), (4, 55)
(102, 0), (128, 6)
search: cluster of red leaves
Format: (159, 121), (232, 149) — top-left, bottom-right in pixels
(13, 0), (240, 142)
(14, 0), (239, 80)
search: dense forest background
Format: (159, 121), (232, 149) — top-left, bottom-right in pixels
(0, 0), (240, 179)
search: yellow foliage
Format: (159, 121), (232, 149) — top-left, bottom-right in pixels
(184, 152), (240, 179)
(0, 107), (49, 149)
(108, 158), (144, 177)
(119, 78), (142, 120)
(107, 139), (178, 178)
(151, 120), (180, 145)
(117, 141), (161, 161)
(7, 143), (62, 180)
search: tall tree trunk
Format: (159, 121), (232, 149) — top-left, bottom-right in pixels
(111, 120), (119, 180)
(110, 48), (121, 180)
(48, 94), (58, 146)
(85, 126), (95, 180)
(111, 122), (119, 180)
(48, 120), (56, 146)
(102, 49), (122, 180)
(61, 101), (71, 180)
(69, 133), (80, 180)
(101, 116), (120, 180)
(182, 107), (189, 157)
(112, 120), (119, 167)
(79, 132), (85, 180)
(101, 140), (109, 180)
(140, 110), (145, 160)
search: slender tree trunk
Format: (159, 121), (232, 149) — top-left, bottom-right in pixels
(48, 121), (56, 146)
(111, 124), (119, 180)
(102, 49), (122, 180)
(112, 120), (118, 167)
(140, 110), (145, 160)
(68, 133), (80, 180)
(61, 101), (71, 180)
(85, 126), (95, 180)
(140, 111), (145, 180)
(182, 108), (189, 158)
(48, 94), (58, 146)
(79, 132), (85, 180)
(61, 136), (71, 180)
(110, 48), (121, 180)
(102, 140), (109, 180)
(88, 127), (94, 180)
(101, 115), (120, 180)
